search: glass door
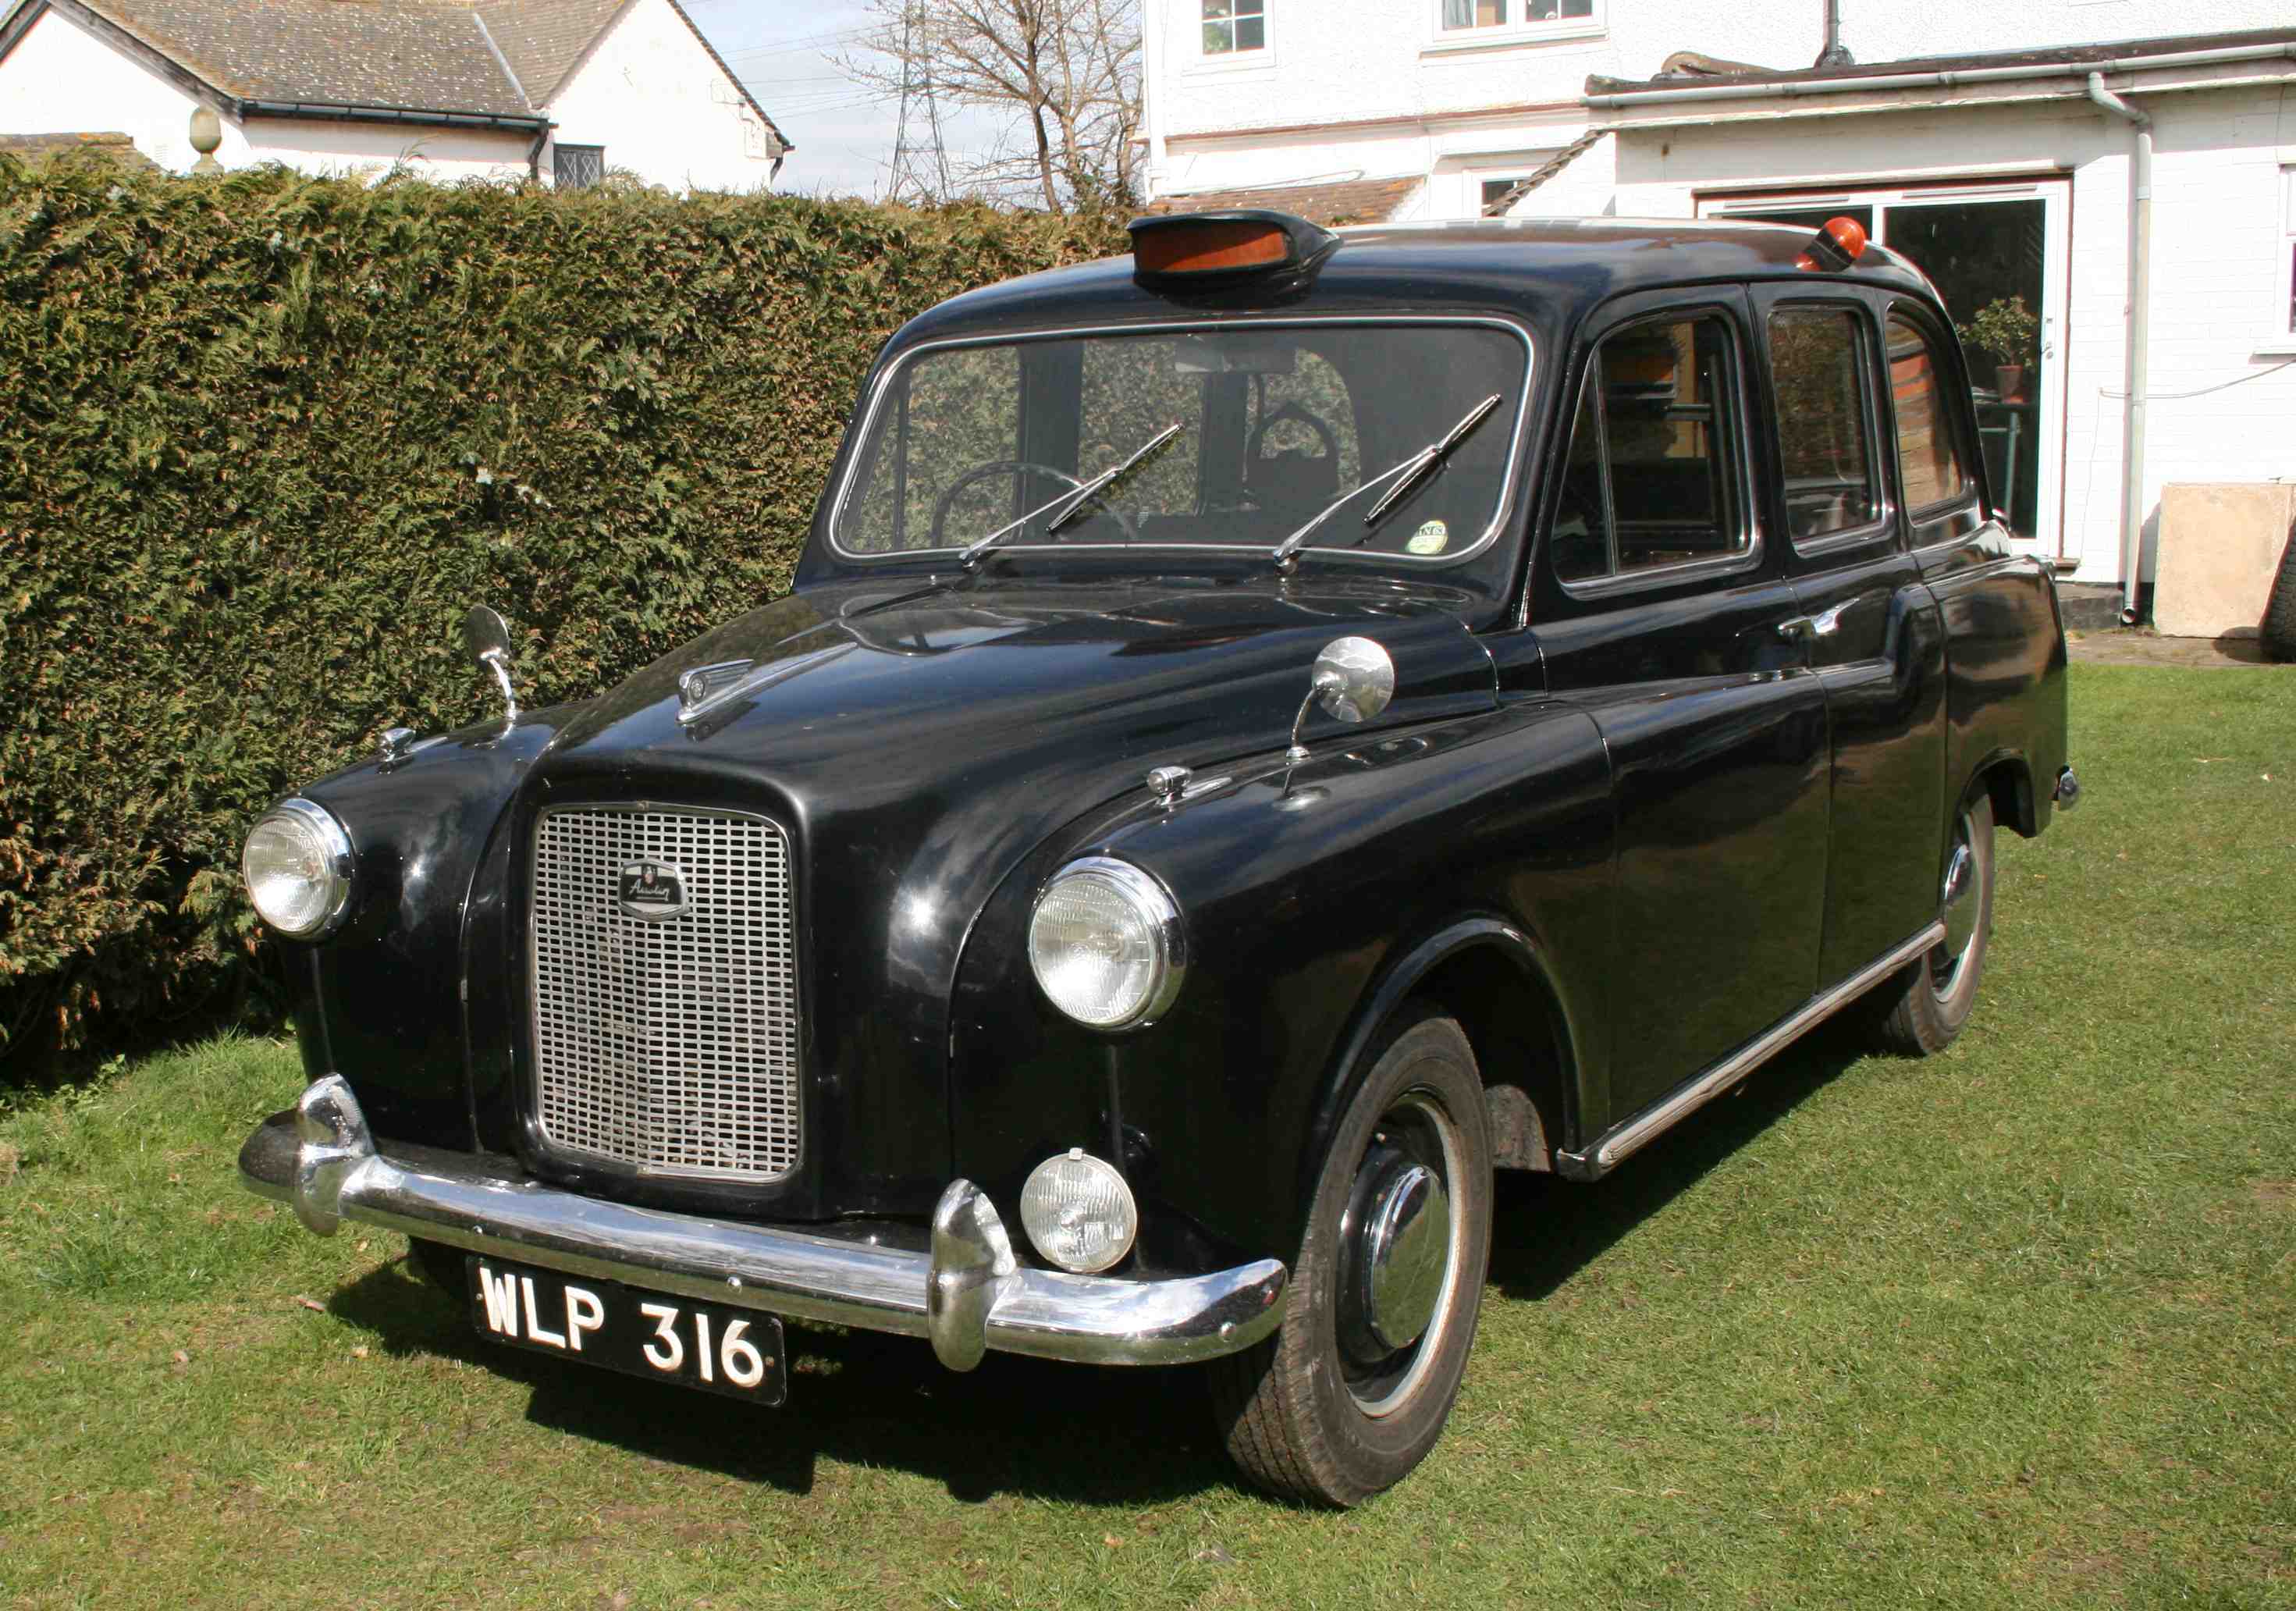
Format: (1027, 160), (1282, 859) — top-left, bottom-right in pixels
(1700, 182), (2069, 557)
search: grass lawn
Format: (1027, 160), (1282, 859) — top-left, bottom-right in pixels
(3, 663), (2291, 1609)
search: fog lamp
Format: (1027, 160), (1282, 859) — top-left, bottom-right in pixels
(241, 798), (354, 937)
(1019, 1149), (1139, 1274)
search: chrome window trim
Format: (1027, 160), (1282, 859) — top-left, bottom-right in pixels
(1765, 298), (1899, 560)
(1554, 303), (1768, 602)
(1883, 300), (1981, 523)
(527, 800), (803, 1184)
(826, 315), (1537, 571)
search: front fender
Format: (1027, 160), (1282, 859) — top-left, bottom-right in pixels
(949, 699), (1614, 1265)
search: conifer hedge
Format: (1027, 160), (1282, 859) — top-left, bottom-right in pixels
(0, 159), (1126, 1058)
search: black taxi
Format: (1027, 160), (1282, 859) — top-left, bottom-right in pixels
(236, 210), (2076, 1506)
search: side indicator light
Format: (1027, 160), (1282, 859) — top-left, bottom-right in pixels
(1797, 215), (1869, 272)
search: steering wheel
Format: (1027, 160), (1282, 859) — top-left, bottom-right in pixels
(929, 458), (1139, 548)
(1246, 402), (1340, 469)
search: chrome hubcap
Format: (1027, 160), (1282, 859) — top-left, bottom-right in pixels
(1336, 1090), (1463, 1417)
(1932, 809), (1981, 998)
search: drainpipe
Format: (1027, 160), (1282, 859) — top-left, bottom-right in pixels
(2086, 73), (2150, 624)
(1814, 0), (1853, 69)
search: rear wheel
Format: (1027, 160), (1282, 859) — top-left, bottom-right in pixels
(1871, 792), (1996, 1055)
(1209, 1007), (1493, 1506)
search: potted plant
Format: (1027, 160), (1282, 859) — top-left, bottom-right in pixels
(1959, 296), (2038, 401)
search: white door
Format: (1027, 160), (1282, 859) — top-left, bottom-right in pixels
(1700, 181), (2072, 560)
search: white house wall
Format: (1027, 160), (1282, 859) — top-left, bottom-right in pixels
(545, 0), (779, 193)
(1608, 83), (2296, 586)
(0, 5), (530, 178)
(1146, 0), (2296, 215)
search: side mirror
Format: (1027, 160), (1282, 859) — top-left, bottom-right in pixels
(1287, 635), (1395, 762)
(463, 604), (513, 668)
(461, 604), (518, 724)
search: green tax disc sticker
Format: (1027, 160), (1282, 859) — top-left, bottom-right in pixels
(1406, 520), (1449, 556)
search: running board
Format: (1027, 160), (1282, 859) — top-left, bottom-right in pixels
(1553, 923), (1946, 1181)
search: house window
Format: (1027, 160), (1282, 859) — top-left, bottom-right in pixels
(1438, 0), (1594, 37)
(1202, 0), (1265, 55)
(555, 144), (604, 189)
(1480, 176), (1528, 214)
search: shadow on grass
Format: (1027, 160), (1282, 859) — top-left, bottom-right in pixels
(322, 1022), (1873, 1507)
(327, 1258), (1239, 1507)
(1487, 1019), (1871, 1303)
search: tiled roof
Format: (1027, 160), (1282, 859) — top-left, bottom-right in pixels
(1141, 175), (1421, 228)
(475, 0), (621, 105)
(19, 0), (785, 145)
(0, 130), (159, 167)
(85, 0), (540, 116)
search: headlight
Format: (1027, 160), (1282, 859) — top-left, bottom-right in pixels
(1020, 1149), (1139, 1273)
(241, 798), (354, 937)
(1027, 856), (1184, 1029)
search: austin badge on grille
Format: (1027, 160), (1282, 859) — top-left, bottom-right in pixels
(617, 859), (691, 921)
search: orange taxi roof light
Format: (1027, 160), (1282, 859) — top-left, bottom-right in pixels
(1797, 215), (1869, 273)
(1127, 209), (1340, 288)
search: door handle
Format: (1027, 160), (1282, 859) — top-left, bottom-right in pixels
(1776, 616), (1814, 642)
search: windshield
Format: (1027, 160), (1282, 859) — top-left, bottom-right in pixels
(832, 322), (1532, 577)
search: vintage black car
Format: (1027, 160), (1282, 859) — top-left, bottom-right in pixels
(236, 210), (2076, 1506)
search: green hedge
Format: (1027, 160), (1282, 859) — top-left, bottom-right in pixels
(0, 160), (1127, 1058)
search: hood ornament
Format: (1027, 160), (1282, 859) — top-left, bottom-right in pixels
(679, 660), (754, 717)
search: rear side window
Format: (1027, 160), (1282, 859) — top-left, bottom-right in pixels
(1551, 311), (1750, 585)
(1768, 306), (1882, 542)
(1885, 311), (1972, 514)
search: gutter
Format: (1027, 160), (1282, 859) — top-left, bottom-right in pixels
(238, 98), (549, 136)
(1584, 40), (2296, 109)
(2086, 73), (2152, 624)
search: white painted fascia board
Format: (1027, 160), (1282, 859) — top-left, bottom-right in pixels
(1587, 44), (2296, 130)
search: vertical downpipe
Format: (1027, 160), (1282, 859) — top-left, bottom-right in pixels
(2087, 73), (2152, 624)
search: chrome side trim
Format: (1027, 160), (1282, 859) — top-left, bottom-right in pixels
(240, 1077), (1286, 1371)
(1555, 922), (1946, 1179)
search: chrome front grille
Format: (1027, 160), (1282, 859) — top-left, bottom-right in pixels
(529, 805), (800, 1182)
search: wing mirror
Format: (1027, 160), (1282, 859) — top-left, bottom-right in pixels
(463, 604), (519, 724)
(1286, 635), (1395, 763)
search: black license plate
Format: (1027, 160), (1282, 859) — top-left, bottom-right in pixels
(467, 1256), (787, 1407)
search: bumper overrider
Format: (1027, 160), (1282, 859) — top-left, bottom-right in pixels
(239, 1076), (1288, 1371)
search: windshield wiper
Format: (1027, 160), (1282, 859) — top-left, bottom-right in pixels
(960, 422), (1186, 567)
(1270, 393), (1504, 568)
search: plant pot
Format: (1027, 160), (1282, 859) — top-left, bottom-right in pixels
(1994, 364), (2026, 402)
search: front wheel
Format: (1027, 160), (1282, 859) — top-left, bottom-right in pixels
(1208, 1007), (1493, 1506)
(1871, 791), (1996, 1055)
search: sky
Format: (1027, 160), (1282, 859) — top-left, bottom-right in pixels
(681, 0), (1013, 201)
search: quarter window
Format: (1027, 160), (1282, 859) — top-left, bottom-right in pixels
(1202, 0), (1265, 54)
(1551, 311), (1750, 585)
(1768, 307), (1882, 542)
(1885, 312), (1971, 514)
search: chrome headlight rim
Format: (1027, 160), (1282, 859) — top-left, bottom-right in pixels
(1027, 855), (1186, 1031)
(241, 797), (355, 939)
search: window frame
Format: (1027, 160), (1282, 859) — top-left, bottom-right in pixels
(1427, 0), (1602, 52)
(1548, 300), (1766, 600)
(2267, 164), (2296, 354)
(1881, 301), (1982, 528)
(1758, 295), (1896, 560)
(1194, 0), (1272, 66)
(553, 143), (604, 190)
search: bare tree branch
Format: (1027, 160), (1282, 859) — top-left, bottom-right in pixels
(837, 0), (1140, 210)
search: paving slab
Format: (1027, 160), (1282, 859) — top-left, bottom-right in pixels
(2066, 630), (2284, 669)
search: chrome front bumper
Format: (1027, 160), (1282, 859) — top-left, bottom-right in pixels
(240, 1076), (1287, 1371)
